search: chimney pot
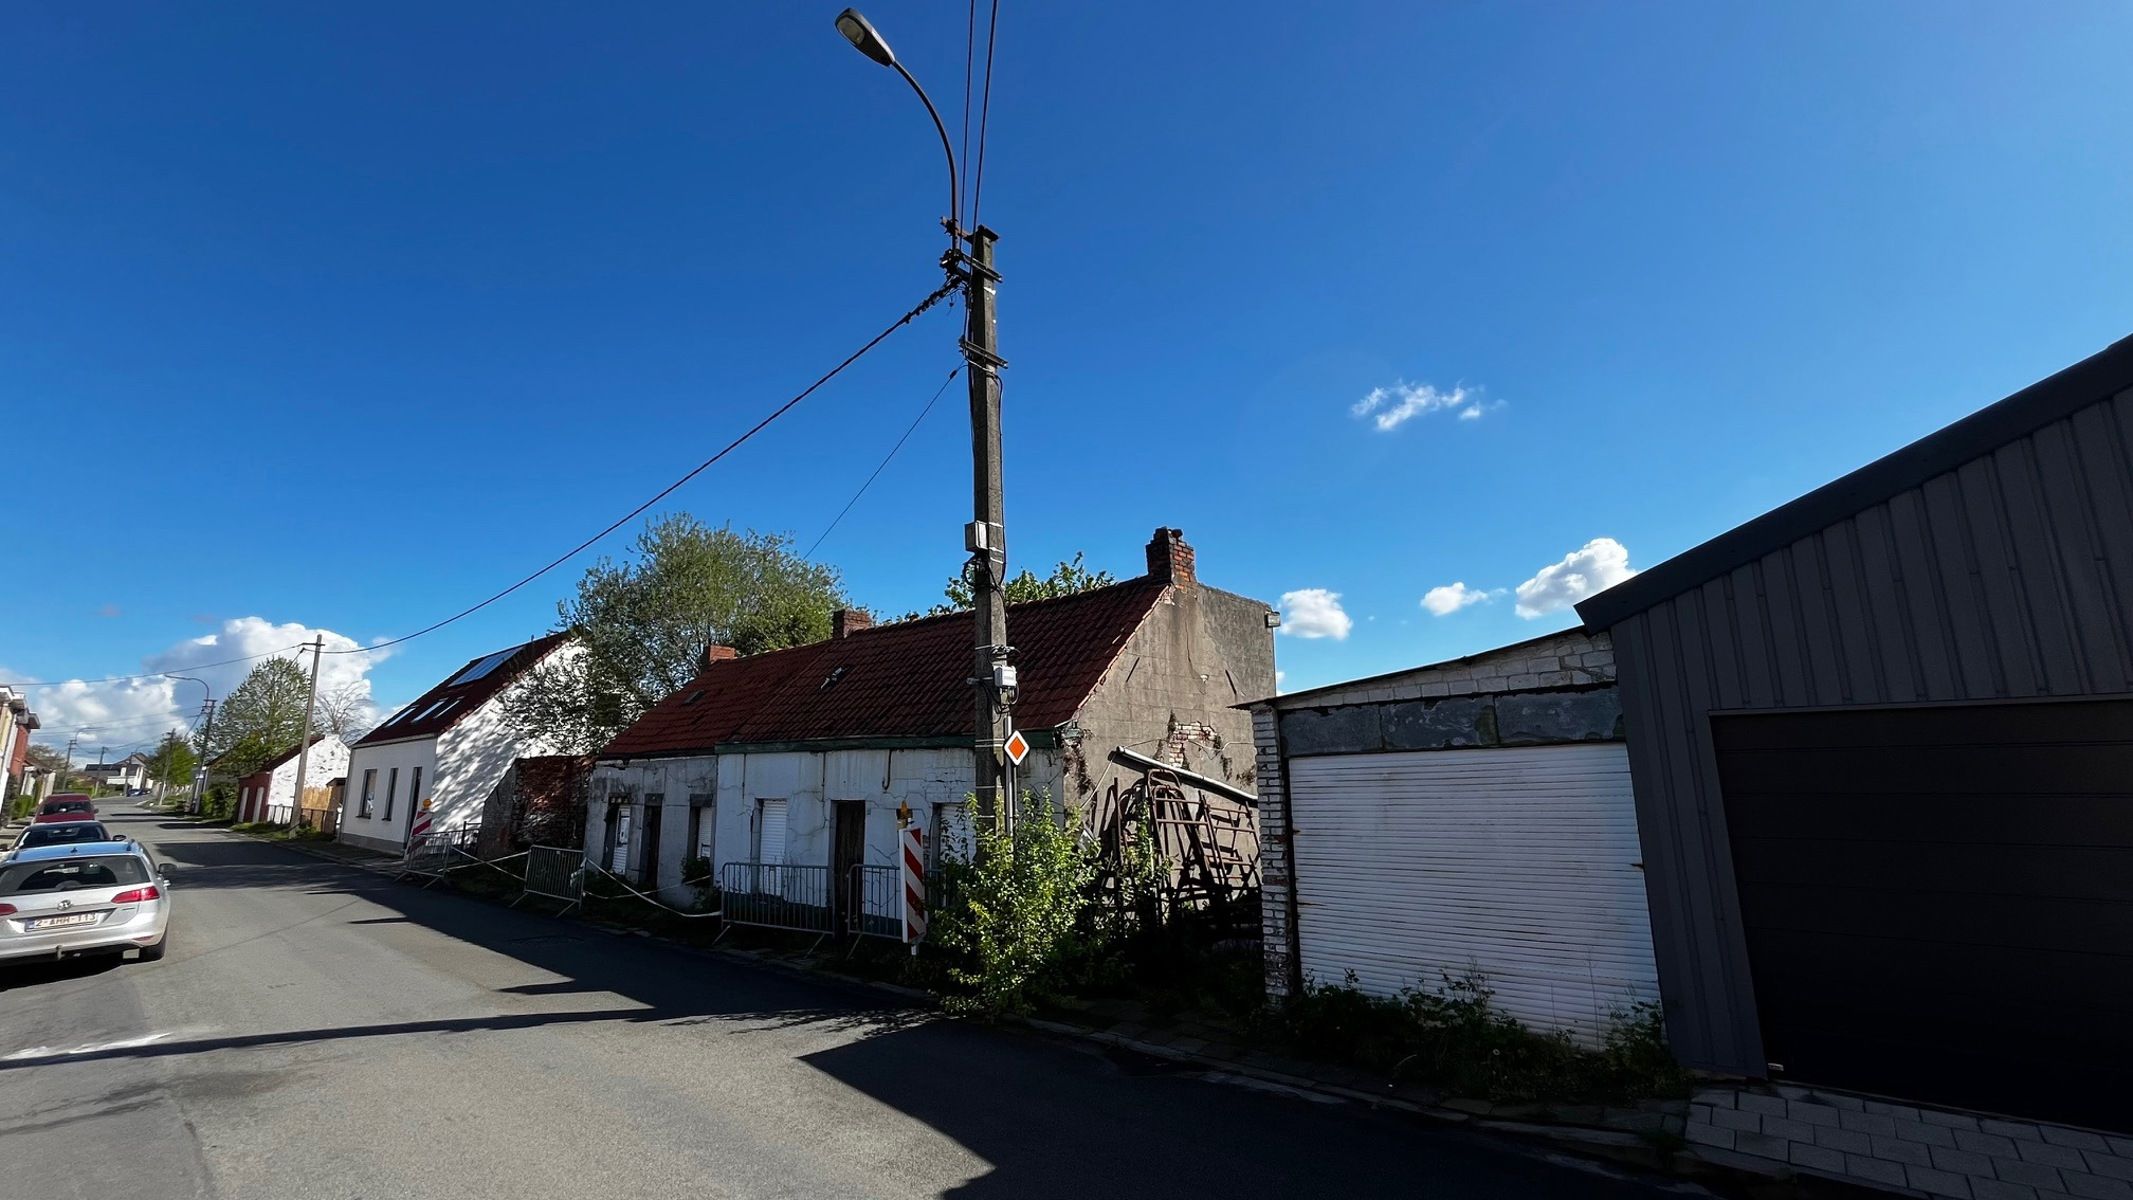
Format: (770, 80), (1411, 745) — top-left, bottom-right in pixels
(699, 644), (739, 669)
(1145, 527), (1195, 587)
(832, 609), (875, 639)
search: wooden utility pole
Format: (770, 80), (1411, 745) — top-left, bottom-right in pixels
(290, 637), (324, 824)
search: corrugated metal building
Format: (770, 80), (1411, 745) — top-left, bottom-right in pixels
(1577, 336), (2133, 1130)
(1247, 629), (1660, 1045)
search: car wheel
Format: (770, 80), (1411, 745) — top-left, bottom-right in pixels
(136, 933), (169, 963)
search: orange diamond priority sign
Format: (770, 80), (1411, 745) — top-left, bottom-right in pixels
(1003, 729), (1030, 765)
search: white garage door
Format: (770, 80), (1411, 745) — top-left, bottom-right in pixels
(1290, 742), (1659, 1044)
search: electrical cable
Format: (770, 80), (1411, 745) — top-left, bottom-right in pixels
(328, 280), (961, 657)
(2, 644), (310, 691)
(961, 0), (977, 222)
(805, 366), (961, 559)
(970, 0), (1001, 230)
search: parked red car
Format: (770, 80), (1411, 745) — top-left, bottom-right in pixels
(33, 794), (98, 824)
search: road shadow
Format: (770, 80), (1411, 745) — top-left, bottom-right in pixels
(89, 811), (1670, 1199)
(0, 954), (125, 993)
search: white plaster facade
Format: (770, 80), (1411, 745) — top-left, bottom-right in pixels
(255, 736), (350, 816)
(339, 643), (580, 854)
(587, 745), (1062, 907)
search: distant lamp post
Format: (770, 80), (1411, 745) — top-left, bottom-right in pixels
(165, 674), (214, 813)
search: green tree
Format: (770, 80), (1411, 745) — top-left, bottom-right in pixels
(504, 515), (848, 755)
(918, 553), (1115, 618)
(932, 790), (1101, 1017)
(205, 658), (314, 778)
(143, 731), (197, 793)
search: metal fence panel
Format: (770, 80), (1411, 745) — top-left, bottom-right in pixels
(719, 862), (833, 935)
(522, 845), (586, 910)
(849, 864), (903, 940)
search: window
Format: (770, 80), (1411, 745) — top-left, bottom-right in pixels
(359, 769), (376, 818)
(0, 855), (149, 894)
(754, 799), (787, 866)
(384, 767), (400, 822)
(686, 794), (714, 868)
(409, 767), (423, 814)
(932, 800), (973, 873)
(444, 648), (517, 687)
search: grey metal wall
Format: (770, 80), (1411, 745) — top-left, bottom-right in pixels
(1607, 385), (2133, 1076)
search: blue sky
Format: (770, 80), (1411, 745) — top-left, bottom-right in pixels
(7, 2), (2132, 746)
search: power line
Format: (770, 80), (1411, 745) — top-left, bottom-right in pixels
(961, 0), (977, 222)
(806, 366), (961, 559)
(329, 279), (961, 657)
(2, 643), (310, 692)
(970, 0), (1002, 230)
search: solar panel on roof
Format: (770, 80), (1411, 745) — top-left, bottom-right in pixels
(445, 648), (517, 687)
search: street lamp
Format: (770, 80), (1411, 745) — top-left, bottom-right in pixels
(835, 8), (1015, 832)
(835, 7), (959, 236)
(164, 674), (213, 813)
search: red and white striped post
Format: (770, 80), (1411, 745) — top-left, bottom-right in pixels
(408, 800), (433, 852)
(900, 822), (926, 949)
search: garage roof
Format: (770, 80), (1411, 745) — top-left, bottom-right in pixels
(1577, 333), (2133, 629)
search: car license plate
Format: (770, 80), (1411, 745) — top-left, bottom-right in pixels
(26, 913), (99, 930)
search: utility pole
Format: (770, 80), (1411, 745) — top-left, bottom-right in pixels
(291, 637), (323, 825)
(960, 227), (1013, 832)
(97, 745), (108, 798)
(190, 698), (216, 814)
(159, 727), (177, 804)
(830, 8), (1016, 832)
(61, 735), (77, 796)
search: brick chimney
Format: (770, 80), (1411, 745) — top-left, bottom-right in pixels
(698, 644), (738, 670)
(1145, 527), (1195, 587)
(832, 609), (875, 639)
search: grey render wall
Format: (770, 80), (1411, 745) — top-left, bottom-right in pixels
(1594, 383), (2133, 1077)
(1067, 582), (1275, 812)
(1251, 629), (1620, 998)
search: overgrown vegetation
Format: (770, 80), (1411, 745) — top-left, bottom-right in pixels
(1262, 971), (1687, 1104)
(926, 791), (1101, 1017)
(908, 553), (1116, 620)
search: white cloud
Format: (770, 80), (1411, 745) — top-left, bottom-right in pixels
(1514, 538), (1638, 619)
(1352, 381), (1494, 432)
(1274, 670), (1287, 694)
(1421, 581), (1504, 616)
(1277, 589), (1353, 640)
(17, 617), (391, 751)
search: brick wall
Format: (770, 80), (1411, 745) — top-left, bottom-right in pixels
(1252, 707), (1297, 999)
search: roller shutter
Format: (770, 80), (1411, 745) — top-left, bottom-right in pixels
(1289, 742), (1658, 1043)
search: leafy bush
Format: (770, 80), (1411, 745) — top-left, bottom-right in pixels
(1265, 971), (1687, 1104)
(929, 790), (1100, 1017)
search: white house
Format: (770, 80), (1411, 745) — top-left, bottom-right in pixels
(587, 529), (1278, 926)
(338, 633), (578, 855)
(85, 753), (153, 793)
(235, 734), (351, 824)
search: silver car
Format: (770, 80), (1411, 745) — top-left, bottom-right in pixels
(0, 841), (172, 965)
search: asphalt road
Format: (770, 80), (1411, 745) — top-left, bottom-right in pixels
(0, 809), (1689, 1199)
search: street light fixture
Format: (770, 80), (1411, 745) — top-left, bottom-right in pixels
(835, 7), (959, 235)
(164, 674), (214, 813)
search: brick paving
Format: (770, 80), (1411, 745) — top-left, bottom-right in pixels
(1686, 1083), (2133, 1199)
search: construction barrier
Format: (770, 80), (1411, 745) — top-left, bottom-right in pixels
(519, 845), (586, 912)
(849, 864), (902, 940)
(719, 862), (833, 935)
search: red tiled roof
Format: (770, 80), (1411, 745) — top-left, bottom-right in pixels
(600, 640), (832, 760)
(356, 632), (572, 747)
(598, 578), (1169, 759)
